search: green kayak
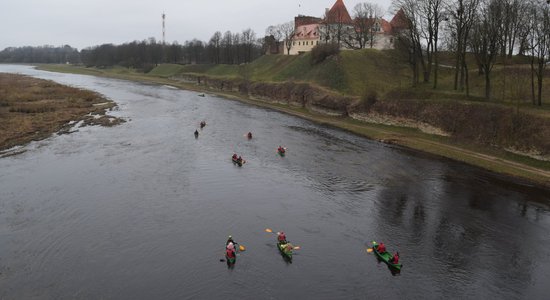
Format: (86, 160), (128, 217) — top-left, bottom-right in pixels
(277, 242), (292, 260)
(372, 242), (402, 270)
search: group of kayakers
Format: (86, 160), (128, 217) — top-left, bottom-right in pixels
(373, 242), (399, 264)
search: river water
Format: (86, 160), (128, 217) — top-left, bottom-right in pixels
(0, 65), (549, 299)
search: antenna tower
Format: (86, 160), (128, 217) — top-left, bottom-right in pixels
(162, 12), (166, 45)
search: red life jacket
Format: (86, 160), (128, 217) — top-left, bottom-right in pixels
(392, 254), (399, 264)
(378, 243), (386, 253)
(226, 249), (235, 258)
(278, 234), (286, 242)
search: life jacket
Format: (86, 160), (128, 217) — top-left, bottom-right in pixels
(278, 233), (286, 242)
(392, 254), (399, 264)
(226, 249), (235, 258)
(378, 243), (386, 253)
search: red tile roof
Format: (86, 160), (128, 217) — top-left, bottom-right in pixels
(326, 0), (353, 24)
(390, 9), (410, 32)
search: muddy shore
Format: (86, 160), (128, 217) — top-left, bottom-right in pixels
(0, 73), (124, 153)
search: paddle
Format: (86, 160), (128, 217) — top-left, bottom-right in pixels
(265, 228), (301, 250)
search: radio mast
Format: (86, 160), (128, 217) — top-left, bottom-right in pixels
(162, 12), (166, 45)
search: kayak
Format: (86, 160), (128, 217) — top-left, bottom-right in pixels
(277, 242), (292, 260)
(226, 251), (236, 265)
(372, 242), (402, 270)
(232, 157), (243, 167)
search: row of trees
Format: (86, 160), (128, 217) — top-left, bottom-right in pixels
(0, 45), (80, 64)
(0, 29), (264, 70)
(393, 0), (550, 105)
(81, 28), (263, 69)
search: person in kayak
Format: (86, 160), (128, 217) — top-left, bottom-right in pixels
(232, 154), (238, 160)
(194, 129), (199, 136)
(390, 252), (399, 264)
(283, 242), (294, 254)
(226, 243), (236, 260)
(226, 235), (237, 246)
(247, 132), (252, 139)
(277, 232), (287, 243)
(278, 146), (285, 153)
(237, 156), (243, 164)
(376, 242), (386, 254)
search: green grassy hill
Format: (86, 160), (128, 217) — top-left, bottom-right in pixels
(150, 49), (549, 111)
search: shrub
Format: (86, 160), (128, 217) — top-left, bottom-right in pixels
(311, 43), (340, 65)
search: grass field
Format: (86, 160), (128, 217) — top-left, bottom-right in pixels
(0, 73), (122, 152)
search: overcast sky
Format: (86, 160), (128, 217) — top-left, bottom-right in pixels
(0, 0), (394, 50)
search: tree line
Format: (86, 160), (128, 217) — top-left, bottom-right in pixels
(0, 28), (263, 71)
(392, 0), (550, 105)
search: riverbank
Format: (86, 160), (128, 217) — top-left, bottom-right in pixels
(0, 73), (124, 153)
(35, 64), (550, 187)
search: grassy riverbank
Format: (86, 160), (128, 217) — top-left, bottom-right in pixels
(35, 64), (550, 187)
(0, 73), (123, 153)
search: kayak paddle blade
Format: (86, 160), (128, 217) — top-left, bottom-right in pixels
(239, 245), (245, 251)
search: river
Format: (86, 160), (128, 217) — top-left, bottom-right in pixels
(0, 65), (549, 299)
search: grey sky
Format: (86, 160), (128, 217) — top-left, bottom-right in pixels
(1, 0), (394, 50)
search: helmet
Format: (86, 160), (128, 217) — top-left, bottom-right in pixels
(227, 242), (235, 250)
(228, 235), (232, 239)
(280, 232), (284, 235)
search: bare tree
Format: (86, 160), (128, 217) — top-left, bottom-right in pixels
(279, 21), (296, 55)
(266, 25), (282, 42)
(241, 29), (257, 63)
(221, 31), (233, 64)
(392, 0), (425, 86)
(470, 0), (504, 100)
(528, 0), (550, 106)
(447, 0), (480, 95)
(208, 31), (222, 64)
(352, 2), (384, 49)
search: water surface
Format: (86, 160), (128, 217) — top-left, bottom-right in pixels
(0, 65), (549, 299)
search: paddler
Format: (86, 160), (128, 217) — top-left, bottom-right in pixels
(376, 242), (386, 254)
(390, 252), (399, 264)
(277, 231), (287, 243)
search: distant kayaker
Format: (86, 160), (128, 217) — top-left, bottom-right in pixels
(278, 146), (285, 153)
(376, 242), (386, 254)
(390, 252), (399, 264)
(277, 232), (287, 243)
(194, 129), (199, 136)
(247, 132), (252, 139)
(232, 154), (238, 160)
(237, 156), (243, 163)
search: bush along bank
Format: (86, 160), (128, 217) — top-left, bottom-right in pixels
(176, 73), (550, 162)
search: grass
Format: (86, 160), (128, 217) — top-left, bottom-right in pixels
(0, 73), (122, 151)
